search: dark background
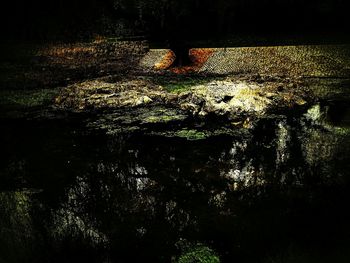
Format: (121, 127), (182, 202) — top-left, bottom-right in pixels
(1, 0), (350, 43)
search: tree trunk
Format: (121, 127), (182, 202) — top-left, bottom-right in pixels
(169, 41), (191, 67)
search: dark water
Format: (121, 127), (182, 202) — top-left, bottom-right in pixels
(1, 103), (350, 263)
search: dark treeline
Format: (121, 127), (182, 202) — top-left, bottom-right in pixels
(2, 0), (350, 41)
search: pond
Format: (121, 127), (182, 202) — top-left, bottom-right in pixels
(1, 100), (350, 263)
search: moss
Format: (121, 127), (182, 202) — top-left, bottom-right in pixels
(0, 89), (60, 109)
(178, 245), (220, 263)
(176, 129), (207, 140)
(165, 83), (194, 93)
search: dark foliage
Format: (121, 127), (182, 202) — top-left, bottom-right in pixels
(2, 0), (350, 41)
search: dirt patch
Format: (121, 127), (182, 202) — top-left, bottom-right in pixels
(152, 48), (214, 73)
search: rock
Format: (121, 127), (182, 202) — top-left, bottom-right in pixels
(55, 76), (309, 127)
(142, 96), (153, 104)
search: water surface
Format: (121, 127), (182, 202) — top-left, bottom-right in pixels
(1, 101), (350, 263)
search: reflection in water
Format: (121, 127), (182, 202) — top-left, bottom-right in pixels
(1, 103), (350, 263)
(0, 191), (36, 262)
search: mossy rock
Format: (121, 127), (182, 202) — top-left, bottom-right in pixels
(140, 108), (188, 124)
(178, 245), (220, 263)
(175, 129), (207, 140)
